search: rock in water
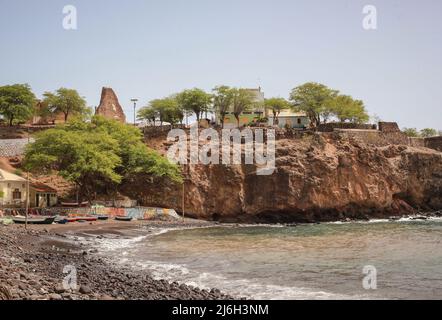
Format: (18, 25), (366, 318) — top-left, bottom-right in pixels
(95, 87), (126, 123)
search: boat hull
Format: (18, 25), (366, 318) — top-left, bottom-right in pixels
(12, 216), (56, 225)
(115, 216), (133, 222)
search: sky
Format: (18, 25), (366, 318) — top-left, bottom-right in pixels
(0, 0), (441, 130)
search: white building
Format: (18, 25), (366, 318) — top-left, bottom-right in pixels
(0, 169), (27, 207)
(267, 110), (310, 129)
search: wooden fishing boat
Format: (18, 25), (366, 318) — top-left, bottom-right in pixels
(12, 216), (56, 225)
(61, 201), (89, 207)
(115, 216), (133, 222)
(67, 216), (98, 222)
(97, 215), (109, 221)
(77, 216), (98, 222)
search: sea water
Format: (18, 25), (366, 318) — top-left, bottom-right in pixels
(98, 219), (442, 300)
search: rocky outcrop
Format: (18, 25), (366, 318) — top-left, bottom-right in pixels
(95, 87), (126, 123)
(122, 133), (442, 223)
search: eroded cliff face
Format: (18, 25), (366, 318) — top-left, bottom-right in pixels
(122, 134), (442, 222)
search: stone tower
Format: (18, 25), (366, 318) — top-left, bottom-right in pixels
(95, 87), (126, 123)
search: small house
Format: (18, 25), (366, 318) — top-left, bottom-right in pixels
(0, 169), (58, 208)
(0, 169), (27, 207)
(267, 110), (310, 129)
(29, 182), (58, 208)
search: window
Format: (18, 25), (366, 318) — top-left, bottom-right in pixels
(12, 189), (21, 200)
(297, 118), (302, 124)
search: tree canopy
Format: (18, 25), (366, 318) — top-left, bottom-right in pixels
(0, 84), (36, 126)
(231, 88), (255, 127)
(420, 128), (438, 138)
(138, 96), (183, 127)
(330, 95), (369, 124)
(212, 85), (234, 128)
(264, 97), (290, 122)
(289, 82), (338, 127)
(176, 88), (212, 125)
(289, 82), (370, 126)
(42, 88), (89, 122)
(24, 116), (182, 201)
(402, 127), (439, 138)
(402, 128), (420, 137)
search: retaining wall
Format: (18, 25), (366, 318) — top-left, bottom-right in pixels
(425, 136), (442, 152)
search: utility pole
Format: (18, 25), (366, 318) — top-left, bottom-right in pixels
(25, 126), (30, 229)
(131, 98), (138, 126)
(182, 179), (185, 223)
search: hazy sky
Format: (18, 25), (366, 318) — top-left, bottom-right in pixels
(0, 0), (441, 129)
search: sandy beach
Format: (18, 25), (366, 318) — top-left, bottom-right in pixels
(0, 219), (234, 300)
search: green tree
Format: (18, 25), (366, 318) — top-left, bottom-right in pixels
(23, 116), (181, 202)
(176, 88), (212, 126)
(212, 85), (234, 128)
(137, 106), (158, 126)
(289, 82), (338, 127)
(42, 88), (88, 123)
(0, 84), (36, 126)
(158, 96), (183, 126)
(402, 128), (420, 137)
(265, 97), (290, 124)
(420, 128), (438, 138)
(138, 97), (183, 127)
(231, 88), (255, 128)
(331, 95), (369, 123)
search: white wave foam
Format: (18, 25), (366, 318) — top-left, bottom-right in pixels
(125, 259), (370, 300)
(95, 234), (150, 251)
(327, 216), (442, 225)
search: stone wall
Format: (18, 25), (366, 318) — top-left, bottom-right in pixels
(317, 122), (377, 132)
(0, 138), (34, 157)
(425, 136), (442, 152)
(379, 122), (401, 133)
(409, 137), (425, 148)
(334, 129), (409, 146)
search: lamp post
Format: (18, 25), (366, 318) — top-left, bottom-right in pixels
(131, 99), (138, 126)
(25, 126), (30, 229)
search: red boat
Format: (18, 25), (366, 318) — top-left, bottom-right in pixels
(66, 216), (98, 222)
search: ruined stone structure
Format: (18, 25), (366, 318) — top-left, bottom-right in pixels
(30, 102), (67, 125)
(378, 122), (401, 133)
(425, 136), (442, 152)
(328, 122), (409, 146)
(409, 137), (426, 148)
(95, 87), (126, 123)
(317, 122), (377, 132)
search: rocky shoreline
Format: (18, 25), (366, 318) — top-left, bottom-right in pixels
(0, 220), (234, 300)
(2, 213), (441, 301)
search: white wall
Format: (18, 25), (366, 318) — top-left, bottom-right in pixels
(0, 181), (27, 205)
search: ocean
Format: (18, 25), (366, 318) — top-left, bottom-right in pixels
(96, 219), (442, 300)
